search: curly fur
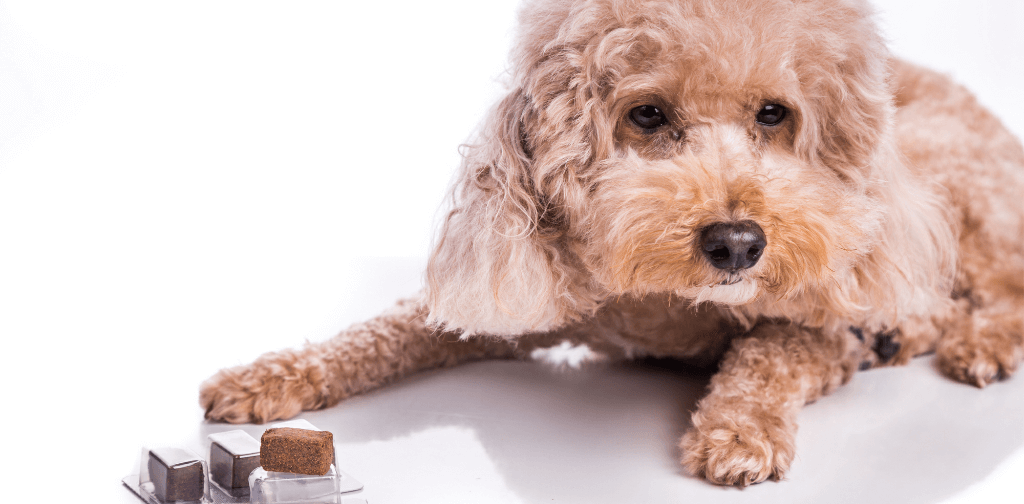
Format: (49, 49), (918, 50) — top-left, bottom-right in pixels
(201, 0), (1024, 486)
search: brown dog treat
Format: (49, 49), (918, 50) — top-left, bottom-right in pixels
(148, 447), (205, 502)
(260, 427), (334, 476)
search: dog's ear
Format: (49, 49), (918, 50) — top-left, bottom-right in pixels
(425, 89), (597, 337)
(792, 3), (958, 319)
(792, 2), (894, 180)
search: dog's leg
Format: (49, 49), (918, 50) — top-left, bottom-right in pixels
(934, 189), (1024, 386)
(893, 60), (1024, 387)
(936, 285), (1024, 387)
(679, 323), (859, 486)
(200, 295), (524, 423)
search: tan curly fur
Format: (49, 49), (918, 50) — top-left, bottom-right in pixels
(200, 0), (1024, 486)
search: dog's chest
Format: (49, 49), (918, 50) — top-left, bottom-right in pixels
(588, 295), (741, 360)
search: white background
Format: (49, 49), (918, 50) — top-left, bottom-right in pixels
(0, 1), (1021, 502)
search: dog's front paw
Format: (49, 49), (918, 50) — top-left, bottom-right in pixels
(200, 350), (330, 424)
(679, 408), (795, 486)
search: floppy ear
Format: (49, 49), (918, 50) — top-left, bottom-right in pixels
(792, 1), (894, 179)
(425, 89), (597, 337)
(792, 2), (958, 320)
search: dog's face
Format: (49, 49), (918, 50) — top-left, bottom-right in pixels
(427, 0), (950, 336)
(570, 0), (895, 306)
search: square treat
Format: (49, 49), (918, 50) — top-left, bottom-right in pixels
(260, 427), (334, 476)
(148, 447), (205, 502)
(209, 430), (261, 490)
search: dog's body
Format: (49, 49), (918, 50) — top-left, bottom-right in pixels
(201, 0), (1024, 486)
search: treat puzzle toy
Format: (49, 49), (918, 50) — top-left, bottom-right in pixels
(123, 420), (367, 504)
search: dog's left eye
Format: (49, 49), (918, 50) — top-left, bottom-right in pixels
(629, 105), (668, 131)
(755, 104), (787, 126)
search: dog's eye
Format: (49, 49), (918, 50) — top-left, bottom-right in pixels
(629, 105), (668, 131)
(755, 104), (787, 126)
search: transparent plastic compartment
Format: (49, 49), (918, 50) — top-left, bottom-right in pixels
(247, 420), (363, 503)
(249, 464), (345, 504)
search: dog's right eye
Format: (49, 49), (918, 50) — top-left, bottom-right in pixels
(755, 103), (787, 126)
(629, 105), (668, 131)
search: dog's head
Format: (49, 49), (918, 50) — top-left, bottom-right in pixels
(427, 0), (955, 336)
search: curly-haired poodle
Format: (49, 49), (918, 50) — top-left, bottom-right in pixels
(200, 0), (1024, 486)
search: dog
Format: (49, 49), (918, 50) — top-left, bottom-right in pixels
(200, 0), (1024, 486)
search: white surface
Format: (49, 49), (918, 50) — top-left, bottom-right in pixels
(0, 1), (1021, 503)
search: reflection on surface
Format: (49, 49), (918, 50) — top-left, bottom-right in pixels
(308, 359), (710, 504)
(340, 426), (523, 503)
(198, 355), (1024, 504)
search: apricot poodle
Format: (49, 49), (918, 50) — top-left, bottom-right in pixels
(200, 0), (1024, 486)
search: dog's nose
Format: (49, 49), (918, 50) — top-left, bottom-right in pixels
(699, 221), (767, 272)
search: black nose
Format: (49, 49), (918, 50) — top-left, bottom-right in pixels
(700, 221), (767, 272)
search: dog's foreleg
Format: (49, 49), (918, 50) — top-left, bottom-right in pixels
(679, 322), (859, 486)
(200, 295), (519, 424)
